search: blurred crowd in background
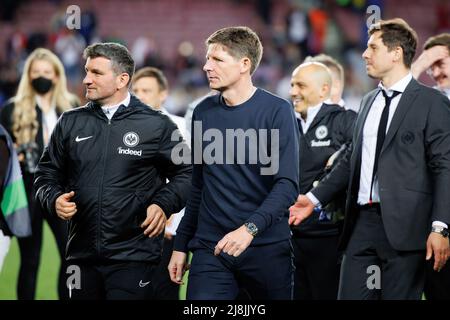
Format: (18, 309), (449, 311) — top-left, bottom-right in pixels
(0, 0), (449, 115)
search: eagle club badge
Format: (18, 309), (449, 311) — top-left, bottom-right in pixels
(401, 131), (415, 145)
(315, 125), (328, 140)
(123, 131), (139, 147)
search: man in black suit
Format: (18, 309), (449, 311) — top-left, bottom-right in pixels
(289, 18), (450, 300)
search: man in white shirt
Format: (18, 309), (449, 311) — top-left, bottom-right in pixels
(132, 67), (187, 137)
(289, 18), (450, 300)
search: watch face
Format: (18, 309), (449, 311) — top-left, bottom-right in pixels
(246, 222), (258, 236)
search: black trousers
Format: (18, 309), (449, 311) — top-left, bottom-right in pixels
(151, 237), (180, 300)
(68, 260), (157, 300)
(187, 239), (294, 300)
(292, 235), (341, 300)
(424, 259), (450, 300)
(338, 205), (425, 300)
(17, 182), (68, 300)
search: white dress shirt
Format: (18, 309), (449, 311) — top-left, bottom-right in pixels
(358, 73), (412, 205)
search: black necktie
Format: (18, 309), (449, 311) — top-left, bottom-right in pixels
(296, 117), (304, 135)
(369, 89), (401, 204)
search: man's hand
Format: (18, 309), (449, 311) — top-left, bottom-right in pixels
(289, 194), (315, 225)
(426, 232), (450, 271)
(55, 191), (77, 220)
(214, 225), (253, 257)
(141, 204), (167, 237)
(168, 250), (189, 284)
(411, 45), (449, 78)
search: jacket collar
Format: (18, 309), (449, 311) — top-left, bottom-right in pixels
(381, 77), (420, 154)
(307, 103), (343, 131)
(87, 94), (145, 120)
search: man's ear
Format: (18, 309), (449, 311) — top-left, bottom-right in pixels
(117, 73), (130, 90)
(394, 46), (403, 63)
(159, 89), (168, 105)
(320, 83), (330, 100)
(241, 57), (252, 74)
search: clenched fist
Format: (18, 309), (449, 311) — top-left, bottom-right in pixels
(55, 191), (77, 220)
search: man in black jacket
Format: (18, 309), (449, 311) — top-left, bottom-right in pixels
(290, 62), (356, 299)
(34, 42), (192, 300)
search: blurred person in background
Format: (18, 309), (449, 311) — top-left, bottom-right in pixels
(132, 66), (187, 300)
(0, 48), (79, 299)
(412, 33), (450, 99)
(412, 33), (450, 300)
(305, 54), (346, 108)
(132, 67), (186, 136)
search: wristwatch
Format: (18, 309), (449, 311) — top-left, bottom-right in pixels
(431, 225), (449, 238)
(244, 222), (258, 237)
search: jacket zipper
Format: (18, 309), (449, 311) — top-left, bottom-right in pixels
(97, 116), (112, 256)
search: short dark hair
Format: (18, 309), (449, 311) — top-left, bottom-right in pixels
(424, 33), (450, 52)
(132, 67), (168, 91)
(83, 42), (135, 84)
(368, 18), (418, 68)
(304, 54), (344, 84)
(206, 26), (263, 75)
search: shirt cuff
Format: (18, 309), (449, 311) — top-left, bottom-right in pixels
(306, 192), (321, 207)
(173, 232), (190, 253)
(432, 221), (448, 229)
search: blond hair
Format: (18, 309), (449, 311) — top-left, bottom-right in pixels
(305, 54), (344, 85)
(12, 48), (78, 144)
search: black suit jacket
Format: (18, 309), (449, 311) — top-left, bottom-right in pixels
(311, 78), (450, 251)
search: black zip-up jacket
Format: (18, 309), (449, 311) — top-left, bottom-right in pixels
(34, 95), (192, 262)
(292, 103), (356, 237)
